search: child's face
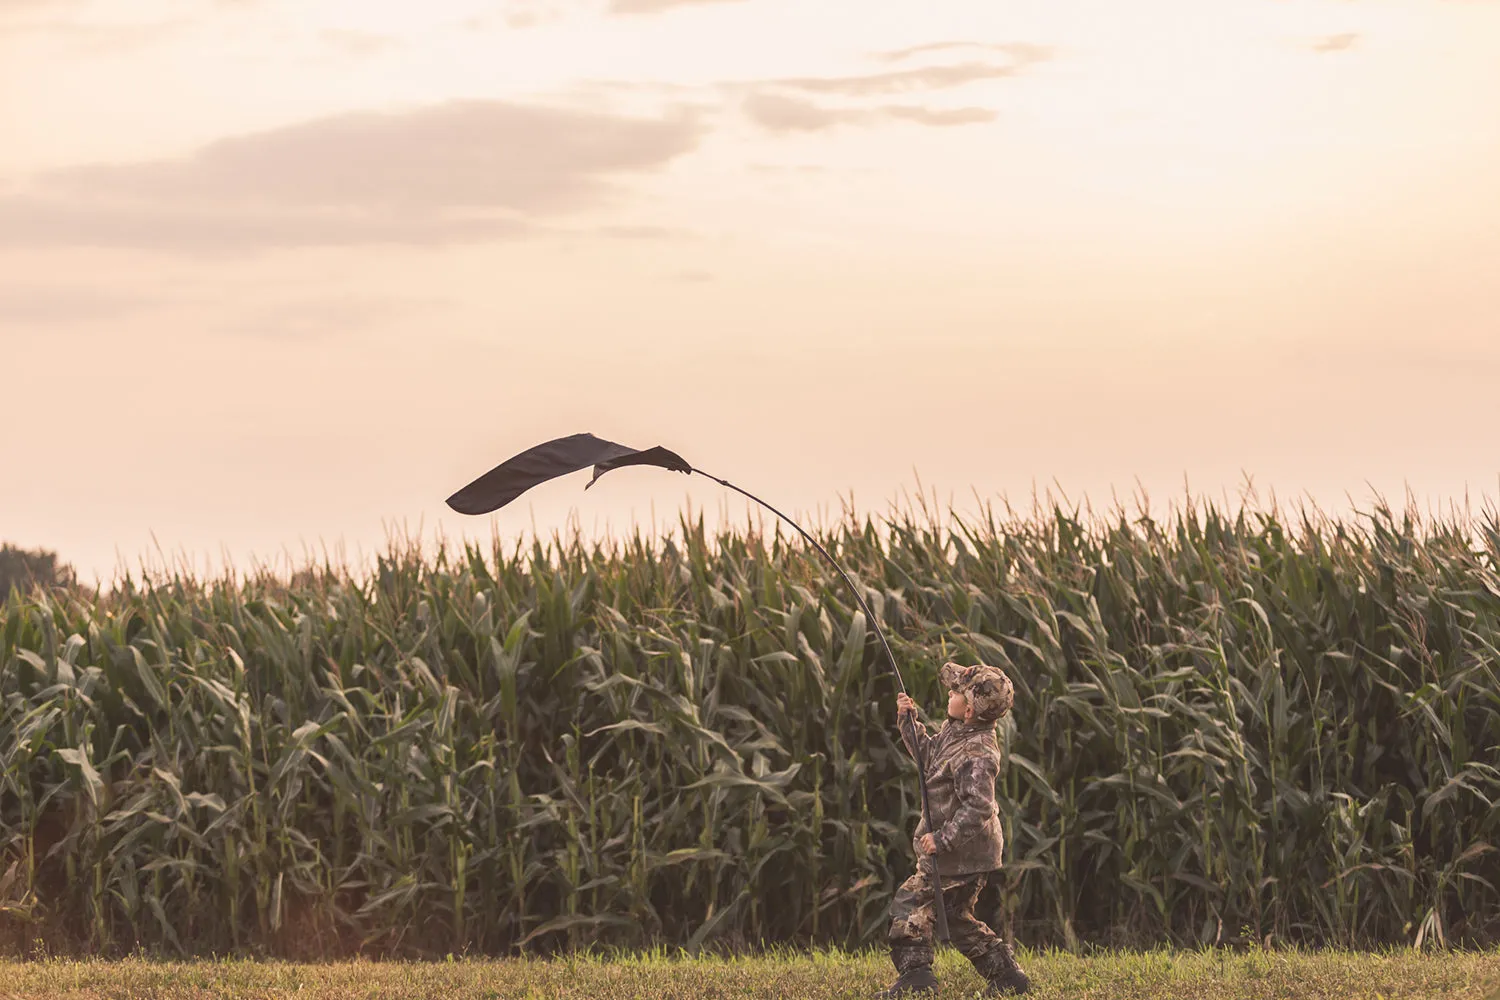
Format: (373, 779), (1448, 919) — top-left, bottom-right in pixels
(946, 688), (971, 721)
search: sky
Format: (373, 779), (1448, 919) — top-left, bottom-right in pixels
(2, 0), (1498, 586)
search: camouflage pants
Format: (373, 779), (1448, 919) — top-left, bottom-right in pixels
(887, 868), (1021, 980)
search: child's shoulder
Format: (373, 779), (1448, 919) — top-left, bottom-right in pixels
(942, 718), (999, 739)
(937, 721), (1002, 763)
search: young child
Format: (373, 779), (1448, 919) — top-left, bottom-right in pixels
(882, 661), (1031, 997)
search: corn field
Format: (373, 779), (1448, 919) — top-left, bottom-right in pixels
(3, 496), (1499, 957)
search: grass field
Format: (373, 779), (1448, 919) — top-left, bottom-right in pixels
(4, 948), (1499, 999)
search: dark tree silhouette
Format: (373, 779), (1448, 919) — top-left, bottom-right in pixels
(0, 543), (77, 597)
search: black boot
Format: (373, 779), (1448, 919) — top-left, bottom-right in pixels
(986, 968), (1031, 995)
(879, 966), (938, 998)
(982, 942), (1031, 995)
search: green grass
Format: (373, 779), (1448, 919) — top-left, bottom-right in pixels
(3, 949), (1499, 999)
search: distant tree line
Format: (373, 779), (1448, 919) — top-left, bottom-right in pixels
(0, 544), (77, 597)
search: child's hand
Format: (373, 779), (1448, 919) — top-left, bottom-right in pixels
(896, 693), (918, 721)
(917, 834), (937, 855)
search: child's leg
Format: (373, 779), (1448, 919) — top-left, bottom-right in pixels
(948, 875), (1030, 992)
(890, 870), (999, 972)
(886, 871), (937, 974)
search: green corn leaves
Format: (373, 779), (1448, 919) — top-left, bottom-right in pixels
(2, 498), (1499, 956)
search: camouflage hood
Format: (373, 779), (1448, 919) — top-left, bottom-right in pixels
(938, 661), (1015, 724)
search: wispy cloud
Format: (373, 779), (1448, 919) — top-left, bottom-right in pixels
(608, 0), (747, 13)
(220, 296), (445, 341)
(745, 42), (1049, 99)
(321, 29), (397, 57)
(743, 94), (864, 132)
(1311, 33), (1359, 54)
(465, 0), (745, 24)
(598, 224), (687, 239)
(0, 0), (71, 14)
(0, 12), (187, 53)
(883, 105), (996, 127)
(743, 93), (994, 133)
(463, 1), (573, 30)
(0, 199), (532, 253)
(0, 100), (702, 253)
(768, 61), (1037, 97)
(873, 41), (1054, 65)
(734, 43), (1041, 134)
(0, 284), (152, 325)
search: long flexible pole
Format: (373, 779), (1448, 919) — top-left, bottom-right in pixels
(692, 468), (951, 942)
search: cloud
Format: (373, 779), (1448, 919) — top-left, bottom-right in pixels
(0, 13), (187, 52)
(0, 0), (69, 13)
(743, 94), (864, 132)
(466, 0), (745, 20)
(735, 46), (1038, 135)
(39, 101), (697, 211)
(767, 61), (1032, 97)
(882, 105), (996, 127)
(1311, 33), (1359, 54)
(743, 93), (995, 133)
(731, 45), (1038, 135)
(874, 41), (1054, 65)
(220, 296), (445, 341)
(748, 163), (827, 175)
(608, 0), (747, 13)
(0, 100), (702, 252)
(0, 284), (152, 325)
(463, 1), (573, 30)
(753, 45), (1051, 100)
(322, 29), (397, 57)
(598, 224), (685, 239)
(0, 199), (531, 253)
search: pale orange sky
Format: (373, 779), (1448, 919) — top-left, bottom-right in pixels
(2, 0), (1497, 586)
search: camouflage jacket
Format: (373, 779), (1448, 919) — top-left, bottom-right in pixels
(901, 716), (1005, 875)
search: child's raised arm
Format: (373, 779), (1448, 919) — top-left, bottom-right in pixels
(894, 692), (932, 758)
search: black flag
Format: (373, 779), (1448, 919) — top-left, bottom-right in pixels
(445, 432), (692, 515)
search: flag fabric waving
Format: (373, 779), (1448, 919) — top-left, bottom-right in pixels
(445, 432), (692, 515)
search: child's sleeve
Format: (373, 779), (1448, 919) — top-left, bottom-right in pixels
(933, 755), (1002, 852)
(898, 716), (932, 759)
